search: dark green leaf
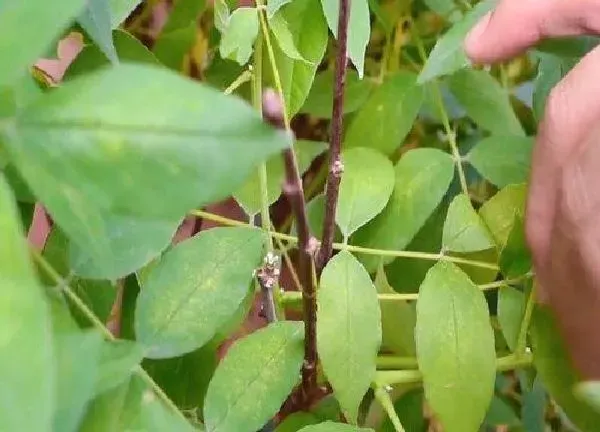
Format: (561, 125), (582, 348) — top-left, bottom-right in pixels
(497, 285), (526, 352)
(336, 147), (395, 238)
(135, 226), (264, 358)
(299, 421), (374, 431)
(204, 321), (304, 432)
(77, 0), (118, 64)
(417, 0), (495, 83)
(219, 8), (259, 65)
(443, 193), (494, 253)
(320, 0), (370, 77)
(317, 250), (381, 423)
(301, 69), (373, 118)
(0, 0), (85, 86)
(0, 173), (55, 432)
(467, 135), (534, 188)
(154, 24), (198, 70)
(535, 36), (600, 58)
(521, 376), (546, 432)
(499, 213), (532, 278)
(65, 29), (160, 80)
(479, 183), (527, 249)
(275, 412), (320, 432)
(352, 148), (455, 272)
(447, 69), (525, 136)
(7, 64), (287, 278)
(483, 396), (521, 427)
(379, 388), (427, 432)
(269, 0), (328, 116)
(53, 330), (104, 432)
(532, 52), (577, 121)
(416, 261), (496, 432)
(531, 306), (600, 431)
(344, 72), (424, 156)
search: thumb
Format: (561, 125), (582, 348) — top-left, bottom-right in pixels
(464, 0), (600, 64)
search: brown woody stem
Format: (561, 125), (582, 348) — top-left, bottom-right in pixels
(317, 0), (350, 272)
(262, 89), (319, 401)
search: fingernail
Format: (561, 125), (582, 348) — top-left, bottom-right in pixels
(464, 12), (492, 54)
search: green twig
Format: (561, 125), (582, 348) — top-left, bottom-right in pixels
(374, 386), (406, 432)
(515, 282), (536, 356)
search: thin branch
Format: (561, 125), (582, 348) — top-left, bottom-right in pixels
(257, 252), (281, 323)
(262, 89), (319, 401)
(317, 0), (350, 272)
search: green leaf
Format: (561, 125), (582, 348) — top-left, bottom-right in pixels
(320, 0), (370, 78)
(234, 140), (327, 216)
(374, 265), (416, 356)
(467, 135), (534, 188)
(531, 305), (600, 431)
(521, 376), (546, 432)
(109, 0), (142, 27)
(7, 64), (287, 278)
(299, 422), (373, 431)
(270, 13), (309, 63)
(275, 412), (320, 431)
(423, 0), (462, 22)
(478, 183), (527, 249)
(269, 0), (328, 117)
(53, 330), (104, 432)
(575, 382), (600, 414)
(498, 213), (532, 278)
(417, 0), (495, 83)
(379, 388), (426, 432)
(317, 250), (381, 423)
(65, 29), (160, 80)
(442, 193), (494, 253)
(95, 340), (145, 395)
(336, 147), (394, 238)
(77, 0), (119, 64)
(162, 0), (206, 33)
(204, 321), (305, 432)
(267, 0), (292, 18)
(344, 72), (424, 156)
(532, 53), (577, 121)
(483, 396), (521, 428)
(214, 0), (230, 33)
(447, 69), (524, 136)
(300, 69), (373, 118)
(497, 285), (525, 352)
(416, 261), (496, 432)
(219, 7), (259, 65)
(0, 173), (54, 432)
(135, 226), (264, 358)
(352, 148), (455, 272)
(0, 0), (86, 86)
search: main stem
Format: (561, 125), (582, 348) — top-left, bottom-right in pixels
(262, 89), (318, 402)
(317, 0), (350, 272)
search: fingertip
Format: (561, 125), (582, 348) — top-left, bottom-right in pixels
(464, 12), (493, 62)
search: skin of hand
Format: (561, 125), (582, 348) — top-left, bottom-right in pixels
(464, 0), (600, 379)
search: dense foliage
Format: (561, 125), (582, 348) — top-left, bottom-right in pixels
(2, 0), (600, 431)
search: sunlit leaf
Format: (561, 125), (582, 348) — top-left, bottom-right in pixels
(416, 261), (496, 432)
(317, 251), (381, 423)
(219, 8), (259, 65)
(204, 321), (304, 432)
(479, 183), (527, 249)
(298, 421), (374, 431)
(77, 0), (118, 64)
(442, 193), (494, 253)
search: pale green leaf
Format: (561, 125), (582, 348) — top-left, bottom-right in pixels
(320, 0), (370, 78)
(204, 321), (304, 432)
(65, 29), (160, 80)
(467, 135), (534, 188)
(531, 306), (600, 431)
(0, 0), (86, 86)
(267, 0), (292, 17)
(214, 0), (230, 33)
(270, 13), (309, 63)
(135, 226), (264, 358)
(442, 193), (494, 253)
(53, 330), (104, 432)
(478, 183), (527, 248)
(575, 382), (600, 414)
(299, 421), (374, 431)
(352, 148), (455, 272)
(234, 140), (327, 216)
(416, 261), (496, 432)
(109, 0), (142, 27)
(269, 0), (328, 116)
(300, 69), (373, 118)
(374, 265), (416, 356)
(0, 173), (54, 432)
(447, 69), (524, 136)
(417, 0), (495, 83)
(77, 0), (119, 64)
(317, 251), (381, 423)
(336, 147), (394, 238)
(219, 7), (259, 65)
(497, 285), (525, 352)
(95, 340), (145, 395)
(6, 64), (287, 279)
(344, 72), (424, 156)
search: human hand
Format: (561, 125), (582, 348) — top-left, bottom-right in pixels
(464, 0), (600, 379)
